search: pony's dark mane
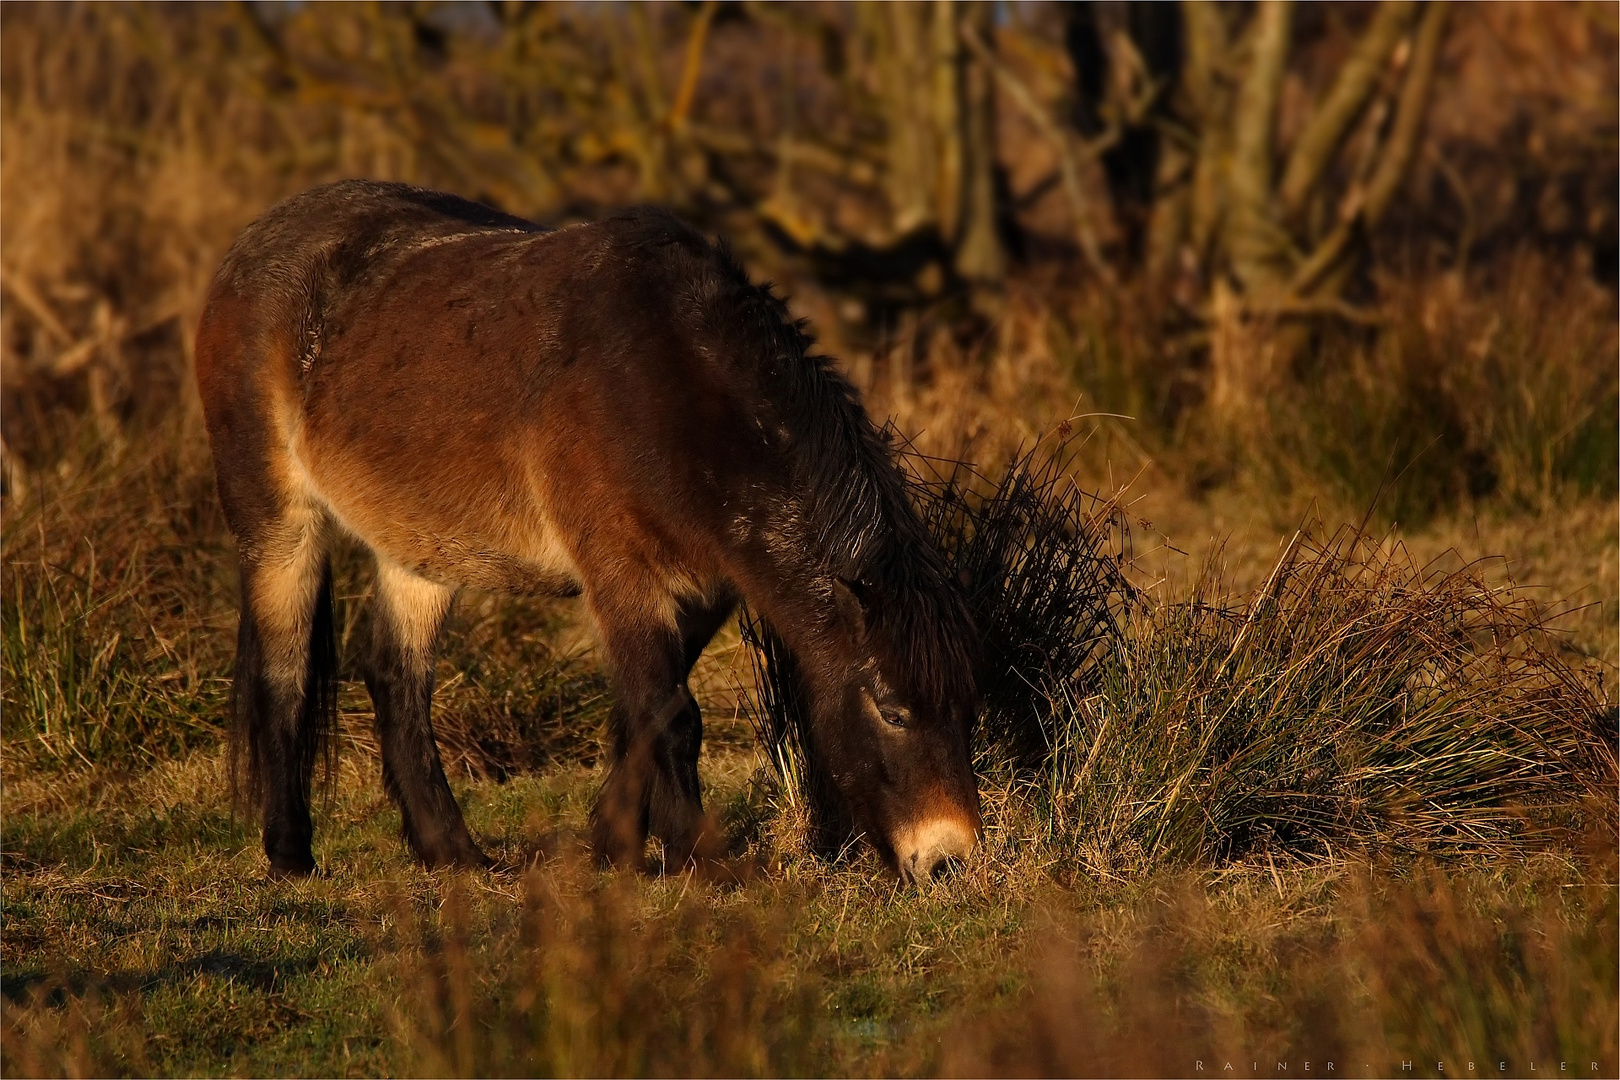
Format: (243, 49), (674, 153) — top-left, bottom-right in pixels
(605, 208), (979, 710)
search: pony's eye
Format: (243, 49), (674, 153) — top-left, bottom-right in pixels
(881, 708), (909, 729)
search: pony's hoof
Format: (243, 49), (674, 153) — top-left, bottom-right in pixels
(589, 839), (647, 873)
(421, 843), (492, 872)
(267, 855), (316, 879)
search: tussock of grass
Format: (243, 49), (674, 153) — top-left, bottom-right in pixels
(1, 543), (224, 771)
(911, 437), (1134, 765)
(1049, 524), (1615, 871)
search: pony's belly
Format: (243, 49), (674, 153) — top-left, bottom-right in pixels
(375, 536), (584, 598)
(295, 444), (584, 598)
(346, 508), (585, 598)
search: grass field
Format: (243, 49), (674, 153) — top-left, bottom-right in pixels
(2, 417), (1614, 1077)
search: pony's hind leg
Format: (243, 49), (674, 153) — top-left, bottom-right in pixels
(230, 508), (337, 878)
(363, 558), (489, 870)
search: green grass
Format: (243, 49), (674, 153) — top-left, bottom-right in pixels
(1, 431), (235, 773)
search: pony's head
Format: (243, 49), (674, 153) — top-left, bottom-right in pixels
(804, 573), (982, 883)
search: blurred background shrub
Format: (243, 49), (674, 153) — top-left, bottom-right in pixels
(1, 1), (1614, 515)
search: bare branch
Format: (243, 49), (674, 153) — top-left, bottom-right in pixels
(1254, 295), (1386, 326)
(1179, 0), (1226, 116)
(1363, 0), (1449, 227)
(1182, 0), (1231, 262)
(953, 1), (1006, 283)
(684, 123), (881, 187)
(626, 4), (668, 121)
(1287, 215), (1361, 297)
(1288, 0), (1449, 297)
(1427, 143), (1475, 271)
(958, 19), (1114, 282)
(0, 270), (74, 347)
(1278, 0), (1418, 219)
(666, 1), (719, 132)
(1226, 0), (1295, 291)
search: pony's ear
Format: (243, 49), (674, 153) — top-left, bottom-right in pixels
(832, 576), (878, 640)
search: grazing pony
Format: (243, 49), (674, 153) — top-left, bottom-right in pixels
(196, 180), (981, 882)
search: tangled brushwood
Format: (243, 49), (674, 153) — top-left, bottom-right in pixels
(742, 440), (1616, 868)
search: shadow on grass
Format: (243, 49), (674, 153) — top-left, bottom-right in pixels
(2, 942), (366, 1006)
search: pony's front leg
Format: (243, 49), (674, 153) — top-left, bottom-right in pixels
(588, 618), (707, 870)
(363, 559), (489, 870)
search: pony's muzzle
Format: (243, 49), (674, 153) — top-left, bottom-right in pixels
(893, 817), (979, 885)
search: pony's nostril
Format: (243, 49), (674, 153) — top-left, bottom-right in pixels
(895, 818), (978, 885)
(901, 849), (964, 885)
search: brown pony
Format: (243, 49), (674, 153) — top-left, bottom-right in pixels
(196, 180), (981, 882)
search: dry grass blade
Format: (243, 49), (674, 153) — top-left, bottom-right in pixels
(395, 867), (820, 1077)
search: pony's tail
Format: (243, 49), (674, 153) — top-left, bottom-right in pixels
(228, 560), (338, 818)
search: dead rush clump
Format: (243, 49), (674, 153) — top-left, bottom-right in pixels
(908, 436), (1137, 766)
(743, 439), (1616, 870)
